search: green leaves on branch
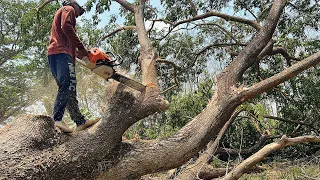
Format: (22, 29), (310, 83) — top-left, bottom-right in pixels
(166, 77), (214, 128)
(0, 63), (33, 122)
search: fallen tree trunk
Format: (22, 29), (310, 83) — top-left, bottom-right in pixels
(0, 85), (169, 179)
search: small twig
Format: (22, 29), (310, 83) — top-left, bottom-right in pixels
(156, 58), (179, 94)
(200, 23), (238, 42)
(270, 46), (300, 66)
(244, 6), (259, 22)
(151, 10), (262, 41)
(97, 26), (136, 45)
(264, 115), (314, 129)
(292, 124), (301, 134)
(187, 0), (198, 17)
(196, 43), (247, 56)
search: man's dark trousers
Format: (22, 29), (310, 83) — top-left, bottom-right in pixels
(48, 53), (86, 126)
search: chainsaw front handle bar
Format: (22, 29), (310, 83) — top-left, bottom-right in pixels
(105, 51), (123, 66)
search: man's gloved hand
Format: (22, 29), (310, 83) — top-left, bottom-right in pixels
(76, 48), (89, 59)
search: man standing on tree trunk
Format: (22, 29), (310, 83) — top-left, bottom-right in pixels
(47, 0), (99, 133)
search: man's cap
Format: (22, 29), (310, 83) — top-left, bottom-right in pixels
(62, 0), (85, 16)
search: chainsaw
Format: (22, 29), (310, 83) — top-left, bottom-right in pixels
(76, 47), (146, 92)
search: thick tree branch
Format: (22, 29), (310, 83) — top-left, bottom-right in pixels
(4, 1), (319, 180)
(96, 4), (300, 178)
(219, 0), (287, 89)
(0, 84), (168, 179)
(96, 95), (240, 179)
(113, 0), (135, 13)
(240, 51), (320, 102)
(221, 135), (320, 180)
(134, 3), (159, 86)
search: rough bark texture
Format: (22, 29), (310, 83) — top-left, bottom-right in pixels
(2, 0), (320, 180)
(173, 110), (243, 180)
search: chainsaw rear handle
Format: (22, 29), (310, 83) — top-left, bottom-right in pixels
(105, 51), (123, 66)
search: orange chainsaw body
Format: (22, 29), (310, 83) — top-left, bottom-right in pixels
(88, 47), (111, 64)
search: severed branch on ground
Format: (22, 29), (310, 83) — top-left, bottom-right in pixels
(216, 135), (269, 156)
(221, 135), (320, 180)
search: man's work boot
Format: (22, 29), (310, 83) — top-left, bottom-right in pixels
(76, 118), (100, 131)
(55, 121), (76, 133)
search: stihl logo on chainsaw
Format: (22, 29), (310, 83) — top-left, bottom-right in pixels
(76, 47), (146, 92)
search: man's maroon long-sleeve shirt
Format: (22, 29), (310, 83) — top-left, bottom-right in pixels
(47, 6), (85, 61)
